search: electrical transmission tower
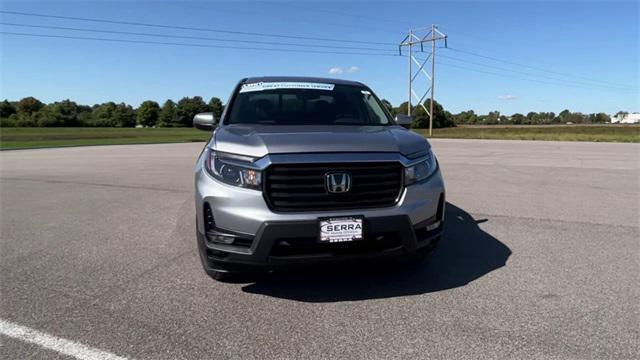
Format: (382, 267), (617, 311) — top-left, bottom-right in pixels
(399, 25), (448, 136)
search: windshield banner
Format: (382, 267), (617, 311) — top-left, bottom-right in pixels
(240, 82), (335, 93)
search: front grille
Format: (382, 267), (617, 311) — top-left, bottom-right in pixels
(271, 233), (403, 257)
(264, 162), (404, 212)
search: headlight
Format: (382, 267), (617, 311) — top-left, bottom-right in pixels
(404, 150), (437, 185)
(204, 149), (262, 190)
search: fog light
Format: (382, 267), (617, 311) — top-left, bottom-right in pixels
(426, 221), (441, 231)
(206, 232), (235, 245)
(214, 235), (234, 244)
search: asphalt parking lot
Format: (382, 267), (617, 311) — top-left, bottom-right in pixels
(1, 139), (638, 359)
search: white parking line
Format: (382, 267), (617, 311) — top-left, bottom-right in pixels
(0, 319), (128, 360)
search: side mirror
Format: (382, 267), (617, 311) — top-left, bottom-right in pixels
(193, 112), (216, 131)
(395, 114), (412, 129)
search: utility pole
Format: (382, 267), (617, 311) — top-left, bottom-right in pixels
(408, 29), (412, 116)
(399, 25), (447, 136)
(430, 24), (436, 135)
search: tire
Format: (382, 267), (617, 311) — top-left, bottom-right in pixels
(206, 267), (235, 282)
(206, 266), (267, 283)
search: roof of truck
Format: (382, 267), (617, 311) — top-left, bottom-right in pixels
(242, 76), (365, 87)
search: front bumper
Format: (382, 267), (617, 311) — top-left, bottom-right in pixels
(197, 214), (443, 272)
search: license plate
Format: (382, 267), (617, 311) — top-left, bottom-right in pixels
(319, 216), (364, 243)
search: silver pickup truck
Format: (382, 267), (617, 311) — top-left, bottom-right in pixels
(193, 76), (445, 281)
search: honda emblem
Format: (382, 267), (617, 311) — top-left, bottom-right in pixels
(326, 172), (352, 193)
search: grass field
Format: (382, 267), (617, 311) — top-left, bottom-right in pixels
(0, 128), (210, 150)
(1, 125), (638, 150)
(424, 124), (640, 143)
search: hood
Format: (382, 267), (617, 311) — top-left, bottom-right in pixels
(212, 125), (430, 159)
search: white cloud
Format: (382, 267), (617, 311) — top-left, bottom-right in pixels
(497, 94), (518, 100)
(328, 66), (360, 75)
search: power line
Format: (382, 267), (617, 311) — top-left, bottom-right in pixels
(0, 10), (398, 46)
(437, 25), (633, 88)
(3, 10), (632, 94)
(444, 46), (633, 88)
(0, 22), (398, 53)
(438, 26), (634, 88)
(432, 52), (634, 90)
(414, 57), (636, 93)
(5, 10), (626, 90)
(163, 1), (401, 36)
(0, 31), (398, 56)
(437, 27), (513, 47)
(269, 2), (411, 27)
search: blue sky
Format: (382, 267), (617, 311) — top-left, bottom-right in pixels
(1, 0), (638, 115)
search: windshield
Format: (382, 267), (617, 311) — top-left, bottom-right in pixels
(226, 83), (392, 126)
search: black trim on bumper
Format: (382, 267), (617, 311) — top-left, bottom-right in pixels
(198, 214), (443, 272)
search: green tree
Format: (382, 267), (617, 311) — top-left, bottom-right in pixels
(16, 97), (44, 115)
(511, 113), (526, 125)
(0, 114), (18, 127)
(207, 97), (224, 120)
(485, 111), (500, 125)
(395, 102), (410, 117)
(35, 100), (81, 127)
(175, 96), (208, 127)
(525, 112), (539, 124)
(158, 100), (177, 127)
(33, 106), (56, 127)
(453, 110), (477, 125)
(76, 105), (93, 126)
(592, 112), (610, 123)
(77, 111), (93, 126)
(569, 112), (587, 124)
(137, 100), (160, 127)
(91, 102), (118, 127)
(113, 103), (136, 127)
(536, 112), (553, 124)
(380, 99), (394, 115)
(599, 112), (611, 123)
(397, 99), (454, 129)
(0, 100), (16, 118)
(557, 109), (571, 123)
(88, 102), (134, 127)
(14, 113), (37, 127)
